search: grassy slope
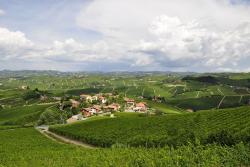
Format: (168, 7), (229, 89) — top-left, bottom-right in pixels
(145, 100), (182, 114)
(50, 107), (250, 147)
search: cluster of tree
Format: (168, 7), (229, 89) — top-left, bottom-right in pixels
(182, 76), (218, 84)
(22, 88), (49, 101)
(37, 106), (67, 125)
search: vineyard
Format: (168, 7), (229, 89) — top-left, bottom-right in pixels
(1, 72), (250, 111)
(50, 106), (250, 147)
(0, 104), (52, 126)
(1, 71), (250, 166)
(0, 128), (250, 167)
(167, 94), (250, 110)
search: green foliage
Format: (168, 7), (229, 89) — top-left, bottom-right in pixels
(0, 105), (51, 126)
(183, 76), (218, 84)
(205, 130), (236, 146)
(168, 95), (222, 110)
(37, 106), (66, 125)
(0, 128), (250, 167)
(22, 90), (41, 100)
(155, 109), (164, 116)
(50, 107), (250, 148)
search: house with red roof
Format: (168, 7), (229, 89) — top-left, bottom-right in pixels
(124, 98), (135, 106)
(103, 103), (120, 112)
(133, 102), (148, 112)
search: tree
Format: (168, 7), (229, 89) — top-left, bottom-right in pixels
(22, 90), (40, 100)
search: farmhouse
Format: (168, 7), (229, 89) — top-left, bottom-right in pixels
(52, 97), (62, 101)
(81, 105), (103, 117)
(105, 93), (113, 96)
(80, 94), (98, 103)
(134, 102), (148, 112)
(21, 85), (29, 90)
(98, 96), (107, 104)
(70, 99), (80, 108)
(124, 98), (135, 106)
(103, 103), (120, 112)
(91, 96), (98, 101)
(80, 94), (92, 102)
(92, 105), (102, 113)
(81, 108), (93, 117)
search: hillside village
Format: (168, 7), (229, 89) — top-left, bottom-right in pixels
(62, 93), (150, 123)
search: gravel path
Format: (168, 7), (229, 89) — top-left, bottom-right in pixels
(36, 126), (96, 149)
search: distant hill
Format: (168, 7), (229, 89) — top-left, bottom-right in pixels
(0, 70), (198, 78)
(183, 76), (218, 84)
(183, 75), (250, 88)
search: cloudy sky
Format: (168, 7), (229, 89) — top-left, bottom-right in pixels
(0, 0), (250, 72)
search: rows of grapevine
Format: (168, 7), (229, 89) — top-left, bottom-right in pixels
(0, 104), (51, 126)
(50, 107), (250, 147)
(167, 95), (250, 110)
(0, 128), (249, 167)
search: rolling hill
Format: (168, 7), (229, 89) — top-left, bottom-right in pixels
(50, 106), (250, 147)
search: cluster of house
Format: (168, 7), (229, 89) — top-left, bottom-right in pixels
(66, 93), (149, 123)
(68, 93), (120, 117)
(124, 98), (148, 112)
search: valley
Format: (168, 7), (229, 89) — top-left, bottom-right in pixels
(0, 71), (250, 166)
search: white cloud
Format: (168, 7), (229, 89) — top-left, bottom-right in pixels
(77, 0), (250, 36)
(0, 27), (33, 60)
(0, 9), (5, 16)
(136, 15), (250, 69)
(1, 0), (250, 71)
(75, 0), (250, 71)
(34, 38), (125, 62)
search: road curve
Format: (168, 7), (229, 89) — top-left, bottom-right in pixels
(36, 126), (96, 149)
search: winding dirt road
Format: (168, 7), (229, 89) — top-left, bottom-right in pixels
(36, 126), (96, 149)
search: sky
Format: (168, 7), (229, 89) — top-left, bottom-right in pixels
(0, 0), (250, 72)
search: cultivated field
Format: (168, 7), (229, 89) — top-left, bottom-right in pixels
(0, 128), (249, 167)
(1, 71), (250, 166)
